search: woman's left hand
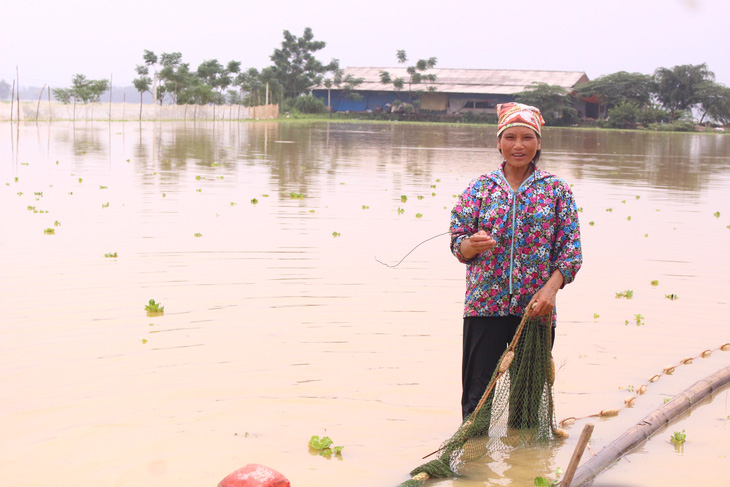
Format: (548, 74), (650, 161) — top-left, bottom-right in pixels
(528, 287), (558, 317)
(528, 270), (564, 317)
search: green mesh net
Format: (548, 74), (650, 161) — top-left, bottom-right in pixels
(400, 313), (563, 486)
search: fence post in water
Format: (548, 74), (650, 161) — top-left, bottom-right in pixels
(36, 84), (45, 122)
(16, 66), (21, 122)
(48, 86), (52, 122)
(10, 80), (15, 123)
(109, 74), (113, 123)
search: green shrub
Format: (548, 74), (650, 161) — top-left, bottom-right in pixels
(291, 95), (326, 114)
(637, 106), (668, 125)
(606, 101), (640, 129)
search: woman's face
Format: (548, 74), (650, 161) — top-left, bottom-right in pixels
(498, 126), (541, 170)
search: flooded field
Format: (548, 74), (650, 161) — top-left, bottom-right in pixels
(1, 121), (728, 487)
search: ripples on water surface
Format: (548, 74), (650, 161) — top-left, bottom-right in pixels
(1, 122), (728, 486)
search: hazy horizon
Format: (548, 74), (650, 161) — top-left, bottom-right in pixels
(2, 0), (729, 91)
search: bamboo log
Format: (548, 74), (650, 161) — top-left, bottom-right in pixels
(570, 365), (730, 487)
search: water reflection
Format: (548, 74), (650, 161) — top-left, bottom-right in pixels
(548, 129), (730, 192)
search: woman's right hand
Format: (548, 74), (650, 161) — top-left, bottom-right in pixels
(460, 230), (497, 259)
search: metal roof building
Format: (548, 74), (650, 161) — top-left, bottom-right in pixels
(312, 67), (592, 116)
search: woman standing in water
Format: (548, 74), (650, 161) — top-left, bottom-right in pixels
(449, 103), (582, 419)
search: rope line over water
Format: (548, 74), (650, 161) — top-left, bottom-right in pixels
(375, 232), (449, 268)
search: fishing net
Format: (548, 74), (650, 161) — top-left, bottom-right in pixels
(400, 312), (565, 487)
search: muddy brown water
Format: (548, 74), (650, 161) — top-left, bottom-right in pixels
(1, 121), (728, 487)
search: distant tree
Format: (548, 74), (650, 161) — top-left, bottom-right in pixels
(515, 82), (578, 126)
(233, 67), (262, 106)
(141, 50), (160, 105)
(52, 74), (109, 104)
(653, 63), (714, 121)
(322, 59), (364, 111)
(158, 52), (184, 104)
(696, 81), (730, 125)
(51, 87), (73, 104)
(574, 71), (654, 116)
(379, 50), (437, 106)
(269, 27), (336, 98)
(133, 64), (152, 119)
(0, 79), (10, 100)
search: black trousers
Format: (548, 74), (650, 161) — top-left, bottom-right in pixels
(461, 315), (555, 420)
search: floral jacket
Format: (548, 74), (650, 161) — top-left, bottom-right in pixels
(450, 165), (582, 319)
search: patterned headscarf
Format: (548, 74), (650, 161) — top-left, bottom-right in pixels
(496, 103), (546, 137)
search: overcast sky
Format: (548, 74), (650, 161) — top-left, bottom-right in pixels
(3, 0), (728, 89)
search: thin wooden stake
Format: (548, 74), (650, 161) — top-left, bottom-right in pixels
(36, 84), (46, 122)
(561, 423), (594, 487)
(109, 74), (113, 122)
(16, 66), (21, 122)
(48, 85), (52, 122)
(10, 79), (15, 123)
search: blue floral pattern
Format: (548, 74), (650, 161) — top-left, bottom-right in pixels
(450, 165), (582, 318)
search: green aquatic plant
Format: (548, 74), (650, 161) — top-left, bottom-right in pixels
(670, 430), (686, 445)
(35, 191), (43, 197)
(589, 221), (595, 226)
(606, 208), (613, 212)
(43, 228), (55, 235)
(99, 185), (107, 189)
(308, 435), (343, 457)
(54, 221), (61, 227)
(194, 233), (202, 237)
(651, 280), (659, 286)
(332, 231), (341, 238)
(362, 205), (370, 209)
(145, 299), (164, 314)
(416, 213), (423, 219)
(105, 252), (118, 258)
(593, 313), (600, 319)
(251, 198), (258, 205)
(397, 207), (405, 215)
(615, 290), (634, 299)
(627, 216), (631, 221)
(27, 205), (36, 211)
(665, 294), (678, 300)
(400, 195), (408, 203)
(102, 202), (109, 208)
(195, 175), (202, 180)
(634, 314), (645, 326)
(713, 211), (721, 218)
(417, 195), (424, 200)
(78, 178), (83, 183)
(290, 192), (304, 199)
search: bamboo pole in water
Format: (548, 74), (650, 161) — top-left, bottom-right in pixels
(10, 80), (15, 123)
(48, 85), (52, 122)
(109, 74), (113, 122)
(570, 364), (730, 487)
(36, 84), (46, 122)
(561, 424), (594, 487)
(16, 66), (21, 122)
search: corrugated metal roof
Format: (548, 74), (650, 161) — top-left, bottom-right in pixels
(327, 67), (589, 94)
